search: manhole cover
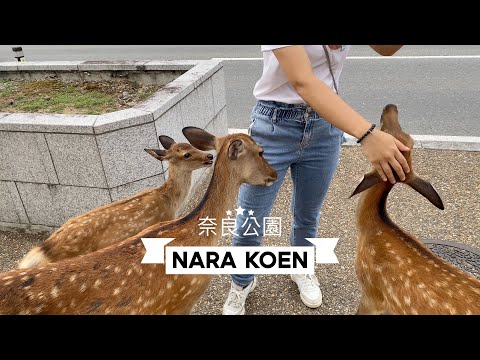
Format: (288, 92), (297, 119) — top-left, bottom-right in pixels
(422, 239), (480, 279)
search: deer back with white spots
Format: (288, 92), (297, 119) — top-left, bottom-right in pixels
(18, 136), (214, 269)
(350, 104), (480, 315)
(0, 128), (277, 314)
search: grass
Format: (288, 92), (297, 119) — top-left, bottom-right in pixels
(0, 80), (15, 97)
(138, 90), (157, 101)
(14, 87), (114, 114)
(0, 79), (159, 115)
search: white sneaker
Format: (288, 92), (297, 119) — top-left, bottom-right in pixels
(222, 277), (257, 315)
(291, 274), (323, 308)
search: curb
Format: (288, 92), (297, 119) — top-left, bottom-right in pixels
(0, 221), (54, 235)
(228, 129), (480, 152)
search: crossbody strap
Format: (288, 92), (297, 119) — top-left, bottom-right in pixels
(322, 45), (339, 95)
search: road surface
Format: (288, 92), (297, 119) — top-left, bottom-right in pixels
(1, 45), (479, 136)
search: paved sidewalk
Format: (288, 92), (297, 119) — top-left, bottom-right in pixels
(186, 147), (480, 315)
(0, 147), (479, 315)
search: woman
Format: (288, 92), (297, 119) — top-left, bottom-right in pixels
(223, 45), (409, 315)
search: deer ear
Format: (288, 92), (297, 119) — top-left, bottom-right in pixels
(228, 139), (244, 160)
(159, 135), (176, 150)
(182, 127), (216, 151)
(406, 175), (444, 210)
(349, 171), (381, 198)
(144, 148), (168, 161)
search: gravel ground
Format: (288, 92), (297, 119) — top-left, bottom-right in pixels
(188, 147), (480, 315)
(0, 147), (479, 315)
(0, 230), (47, 272)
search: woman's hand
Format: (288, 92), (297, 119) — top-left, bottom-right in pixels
(360, 129), (410, 183)
(272, 45), (410, 183)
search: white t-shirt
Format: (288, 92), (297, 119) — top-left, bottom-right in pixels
(253, 45), (351, 104)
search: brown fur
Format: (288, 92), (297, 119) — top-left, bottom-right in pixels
(0, 129), (277, 314)
(352, 104), (480, 315)
(18, 140), (214, 269)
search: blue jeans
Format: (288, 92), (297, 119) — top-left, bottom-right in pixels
(231, 100), (344, 287)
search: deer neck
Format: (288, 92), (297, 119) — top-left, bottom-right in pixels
(200, 165), (240, 221)
(356, 181), (395, 236)
(172, 158), (241, 246)
(160, 164), (192, 204)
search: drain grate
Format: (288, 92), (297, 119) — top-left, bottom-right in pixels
(422, 239), (480, 279)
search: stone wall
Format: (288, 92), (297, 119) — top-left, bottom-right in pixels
(0, 60), (227, 231)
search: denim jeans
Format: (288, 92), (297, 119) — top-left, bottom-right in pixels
(231, 100), (344, 287)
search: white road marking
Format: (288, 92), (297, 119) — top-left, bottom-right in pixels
(228, 129), (480, 151)
(213, 58), (263, 61)
(214, 55), (480, 61)
(347, 55), (480, 60)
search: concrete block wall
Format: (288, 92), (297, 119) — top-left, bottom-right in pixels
(0, 60), (227, 231)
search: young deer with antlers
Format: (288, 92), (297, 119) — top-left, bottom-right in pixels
(18, 135), (214, 269)
(350, 104), (480, 315)
(0, 128), (277, 314)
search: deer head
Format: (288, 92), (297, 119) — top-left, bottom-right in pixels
(144, 135), (214, 171)
(182, 127), (277, 186)
(350, 104), (444, 210)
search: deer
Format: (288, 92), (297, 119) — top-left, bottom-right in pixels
(350, 104), (480, 315)
(18, 135), (214, 269)
(0, 127), (277, 314)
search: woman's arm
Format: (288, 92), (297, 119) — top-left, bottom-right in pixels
(272, 45), (410, 183)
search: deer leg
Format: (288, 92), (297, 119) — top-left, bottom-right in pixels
(356, 292), (385, 315)
(168, 302), (194, 315)
(356, 296), (373, 315)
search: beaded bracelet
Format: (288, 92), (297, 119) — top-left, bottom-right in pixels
(357, 124), (376, 144)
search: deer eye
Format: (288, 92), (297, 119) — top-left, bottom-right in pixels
(259, 151), (264, 157)
(184, 153), (192, 159)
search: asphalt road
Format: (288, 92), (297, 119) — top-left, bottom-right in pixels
(1, 45), (479, 136)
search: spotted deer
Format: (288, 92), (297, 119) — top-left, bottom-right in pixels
(350, 104), (480, 315)
(18, 135), (214, 269)
(0, 128), (277, 314)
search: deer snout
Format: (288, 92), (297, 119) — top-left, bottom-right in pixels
(383, 104), (398, 112)
(265, 170), (278, 186)
(204, 153), (214, 166)
(380, 103), (403, 133)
